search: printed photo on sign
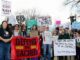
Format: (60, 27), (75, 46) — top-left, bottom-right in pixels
(37, 16), (52, 26)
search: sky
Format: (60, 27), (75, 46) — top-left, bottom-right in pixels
(0, 0), (73, 24)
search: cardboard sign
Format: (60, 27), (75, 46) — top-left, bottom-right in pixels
(54, 39), (76, 56)
(1, 0), (11, 16)
(56, 20), (61, 25)
(72, 21), (80, 29)
(11, 36), (40, 60)
(26, 19), (37, 28)
(37, 16), (52, 26)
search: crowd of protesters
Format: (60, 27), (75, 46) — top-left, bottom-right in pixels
(0, 20), (80, 60)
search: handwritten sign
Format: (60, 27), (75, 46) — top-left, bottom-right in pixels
(1, 0), (11, 16)
(54, 39), (76, 56)
(11, 36), (40, 59)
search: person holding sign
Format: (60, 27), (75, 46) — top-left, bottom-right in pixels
(30, 25), (40, 60)
(21, 24), (27, 37)
(0, 21), (13, 60)
(58, 28), (71, 60)
(30, 25), (39, 38)
(75, 30), (80, 60)
(52, 30), (59, 60)
(42, 26), (52, 60)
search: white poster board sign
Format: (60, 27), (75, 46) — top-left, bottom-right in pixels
(1, 0), (11, 16)
(54, 39), (76, 56)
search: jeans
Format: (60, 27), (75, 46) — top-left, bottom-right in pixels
(0, 42), (10, 60)
(43, 44), (51, 60)
(76, 46), (80, 60)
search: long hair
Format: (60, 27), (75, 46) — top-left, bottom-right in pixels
(31, 25), (38, 31)
(1, 21), (12, 36)
(21, 24), (27, 31)
(13, 24), (19, 30)
(1, 21), (8, 30)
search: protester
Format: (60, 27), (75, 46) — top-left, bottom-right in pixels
(30, 25), (39, 38)
(70, 30), (74, 39)
(21, 24), (29, 60)
(30, 25), (40, 60)
(0, 21), (13, 60)
(42, 26), (52, 60)
(21, 24), (27, 37)
(58, 29), (64, 39)
(55, 27), (59, 35)
(58, 28), (71, 60)
(8, 24), (13, 33)
(63, 28), (70, 39)
(52, 30), (59, 60)
(13, 24), (20, 36)
(58, 28), (65, 60)
(75, 30), (80, 60)
(52, 29), (59, 37)
(39, 32), (43, 60)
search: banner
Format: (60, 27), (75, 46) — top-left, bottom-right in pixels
(11, 36), (40, 59)
(54, 39), (76, 56)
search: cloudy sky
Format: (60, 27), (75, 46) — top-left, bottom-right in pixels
(0, 0), (72, 24)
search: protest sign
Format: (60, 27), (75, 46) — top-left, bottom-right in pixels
(1, 0), (11, 16)
(56, 20), (61, 25)
(26, 19), (37, 28)
(37, 16), (52, 26)
(11, 36), (40, 59)
(54, 39), (76, 56)
(72, 21), (80, 29)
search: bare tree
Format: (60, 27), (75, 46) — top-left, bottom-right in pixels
(15, 8), (40, 25)
(64, 0), (80, 7)
(64, 0), (80, 14)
